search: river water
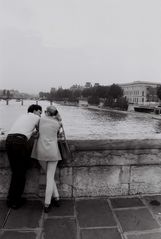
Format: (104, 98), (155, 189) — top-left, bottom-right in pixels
(0, 99), (161, 140)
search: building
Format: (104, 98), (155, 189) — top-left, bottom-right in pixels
(120, 81), (160, 105)
(84, 82), (92, 88)
(94, 83), (100, 87)
(70, 84), (83, 91)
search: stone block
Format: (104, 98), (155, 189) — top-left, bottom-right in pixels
(110, 197), (144, 209)
(143, 195), (161, 216)
(5, 200), (43, 229)
(120, 166), (130, 183)
(44, 218), (77, 239)
(0, 231), (36, 239)
(115, 208), (160, 232)
(24, 168), (40, 194)
(0, 152), (9, 168)
(130, 166), (161, 194)
(59, 167), (73, 197)
(0, 200), (10, 228)
(38, 185), (46, 197)
(72, 149), (161, 167)
(73, 166), (128, 197)
(0, 137), (6, 151)
(127, 233), (161, 239)
(76, 199), (116, 227)
(0, 169), (11, 195)
(72, 150), (133, 166)
(81, 228), (122, 239)
(39, 173), (46, 186)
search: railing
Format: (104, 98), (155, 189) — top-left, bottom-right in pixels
(1, 137), (161, 198)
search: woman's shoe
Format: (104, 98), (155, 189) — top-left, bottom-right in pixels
(44, 205), (50, 213)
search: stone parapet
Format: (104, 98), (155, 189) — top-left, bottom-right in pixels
(0, 137), (161, 198)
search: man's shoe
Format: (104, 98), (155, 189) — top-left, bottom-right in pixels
(10, 203), (19, 209)
(10, 198), (27, 209)
(6, 199), (12, 208)
(6, 199), (19, 209)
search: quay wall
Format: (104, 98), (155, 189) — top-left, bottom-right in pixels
(0, 137), (161, 198)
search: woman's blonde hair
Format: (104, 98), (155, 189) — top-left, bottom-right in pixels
(46, 106), (58, 116)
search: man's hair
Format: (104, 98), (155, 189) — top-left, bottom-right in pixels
(27, 104), (42, 113)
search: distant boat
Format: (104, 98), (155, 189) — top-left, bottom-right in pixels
(134, 106), (154, 113)
(152, 115), (161, 120)
(79, 100), (88, 107)
(152, 106), (161, 119)
(60, 101), (79, 106)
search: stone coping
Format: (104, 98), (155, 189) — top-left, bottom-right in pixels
(1, 136), (161, 151)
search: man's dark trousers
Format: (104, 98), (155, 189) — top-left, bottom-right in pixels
(6, 134), (30, 205)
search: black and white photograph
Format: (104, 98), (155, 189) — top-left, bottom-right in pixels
(0, 0), (161, 238)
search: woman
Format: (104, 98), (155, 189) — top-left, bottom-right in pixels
(32, 105), (62, 213)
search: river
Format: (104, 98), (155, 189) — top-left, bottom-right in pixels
(0, 99), (161, 140)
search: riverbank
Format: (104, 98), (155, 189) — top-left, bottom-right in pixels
(84, 104), (161, 121)
(84, 105), (129, 114)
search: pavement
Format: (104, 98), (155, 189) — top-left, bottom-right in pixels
(1, 195), (161, 239)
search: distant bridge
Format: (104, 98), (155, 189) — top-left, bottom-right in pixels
(0, 96), (37, 100)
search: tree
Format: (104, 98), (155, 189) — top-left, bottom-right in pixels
(6, 90), (10, 99)
(88, 96), (100, 105)
(82, 88), (93, 98)
(157, 85), (161, 100)
(62, 89), (71, 98)
(117, 97), (129, 111)
(108, 84), (123, 100)
(96, 86), (110, 98)
(72, 89), (81, 98)
(3, 89), (6, 96)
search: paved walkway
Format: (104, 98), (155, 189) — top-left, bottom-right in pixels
(1, 195), (161, 239)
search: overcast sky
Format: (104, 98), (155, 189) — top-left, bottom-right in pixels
(0, 0), (161, 94)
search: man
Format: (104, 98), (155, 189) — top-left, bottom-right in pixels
(6, 104), (42, 209)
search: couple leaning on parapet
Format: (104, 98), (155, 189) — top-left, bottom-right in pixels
(6, 104), (63, 213)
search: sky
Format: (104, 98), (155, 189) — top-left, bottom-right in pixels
(0, 0), (161, 94)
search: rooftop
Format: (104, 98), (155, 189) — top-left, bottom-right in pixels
(120, 81), (161, 87)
